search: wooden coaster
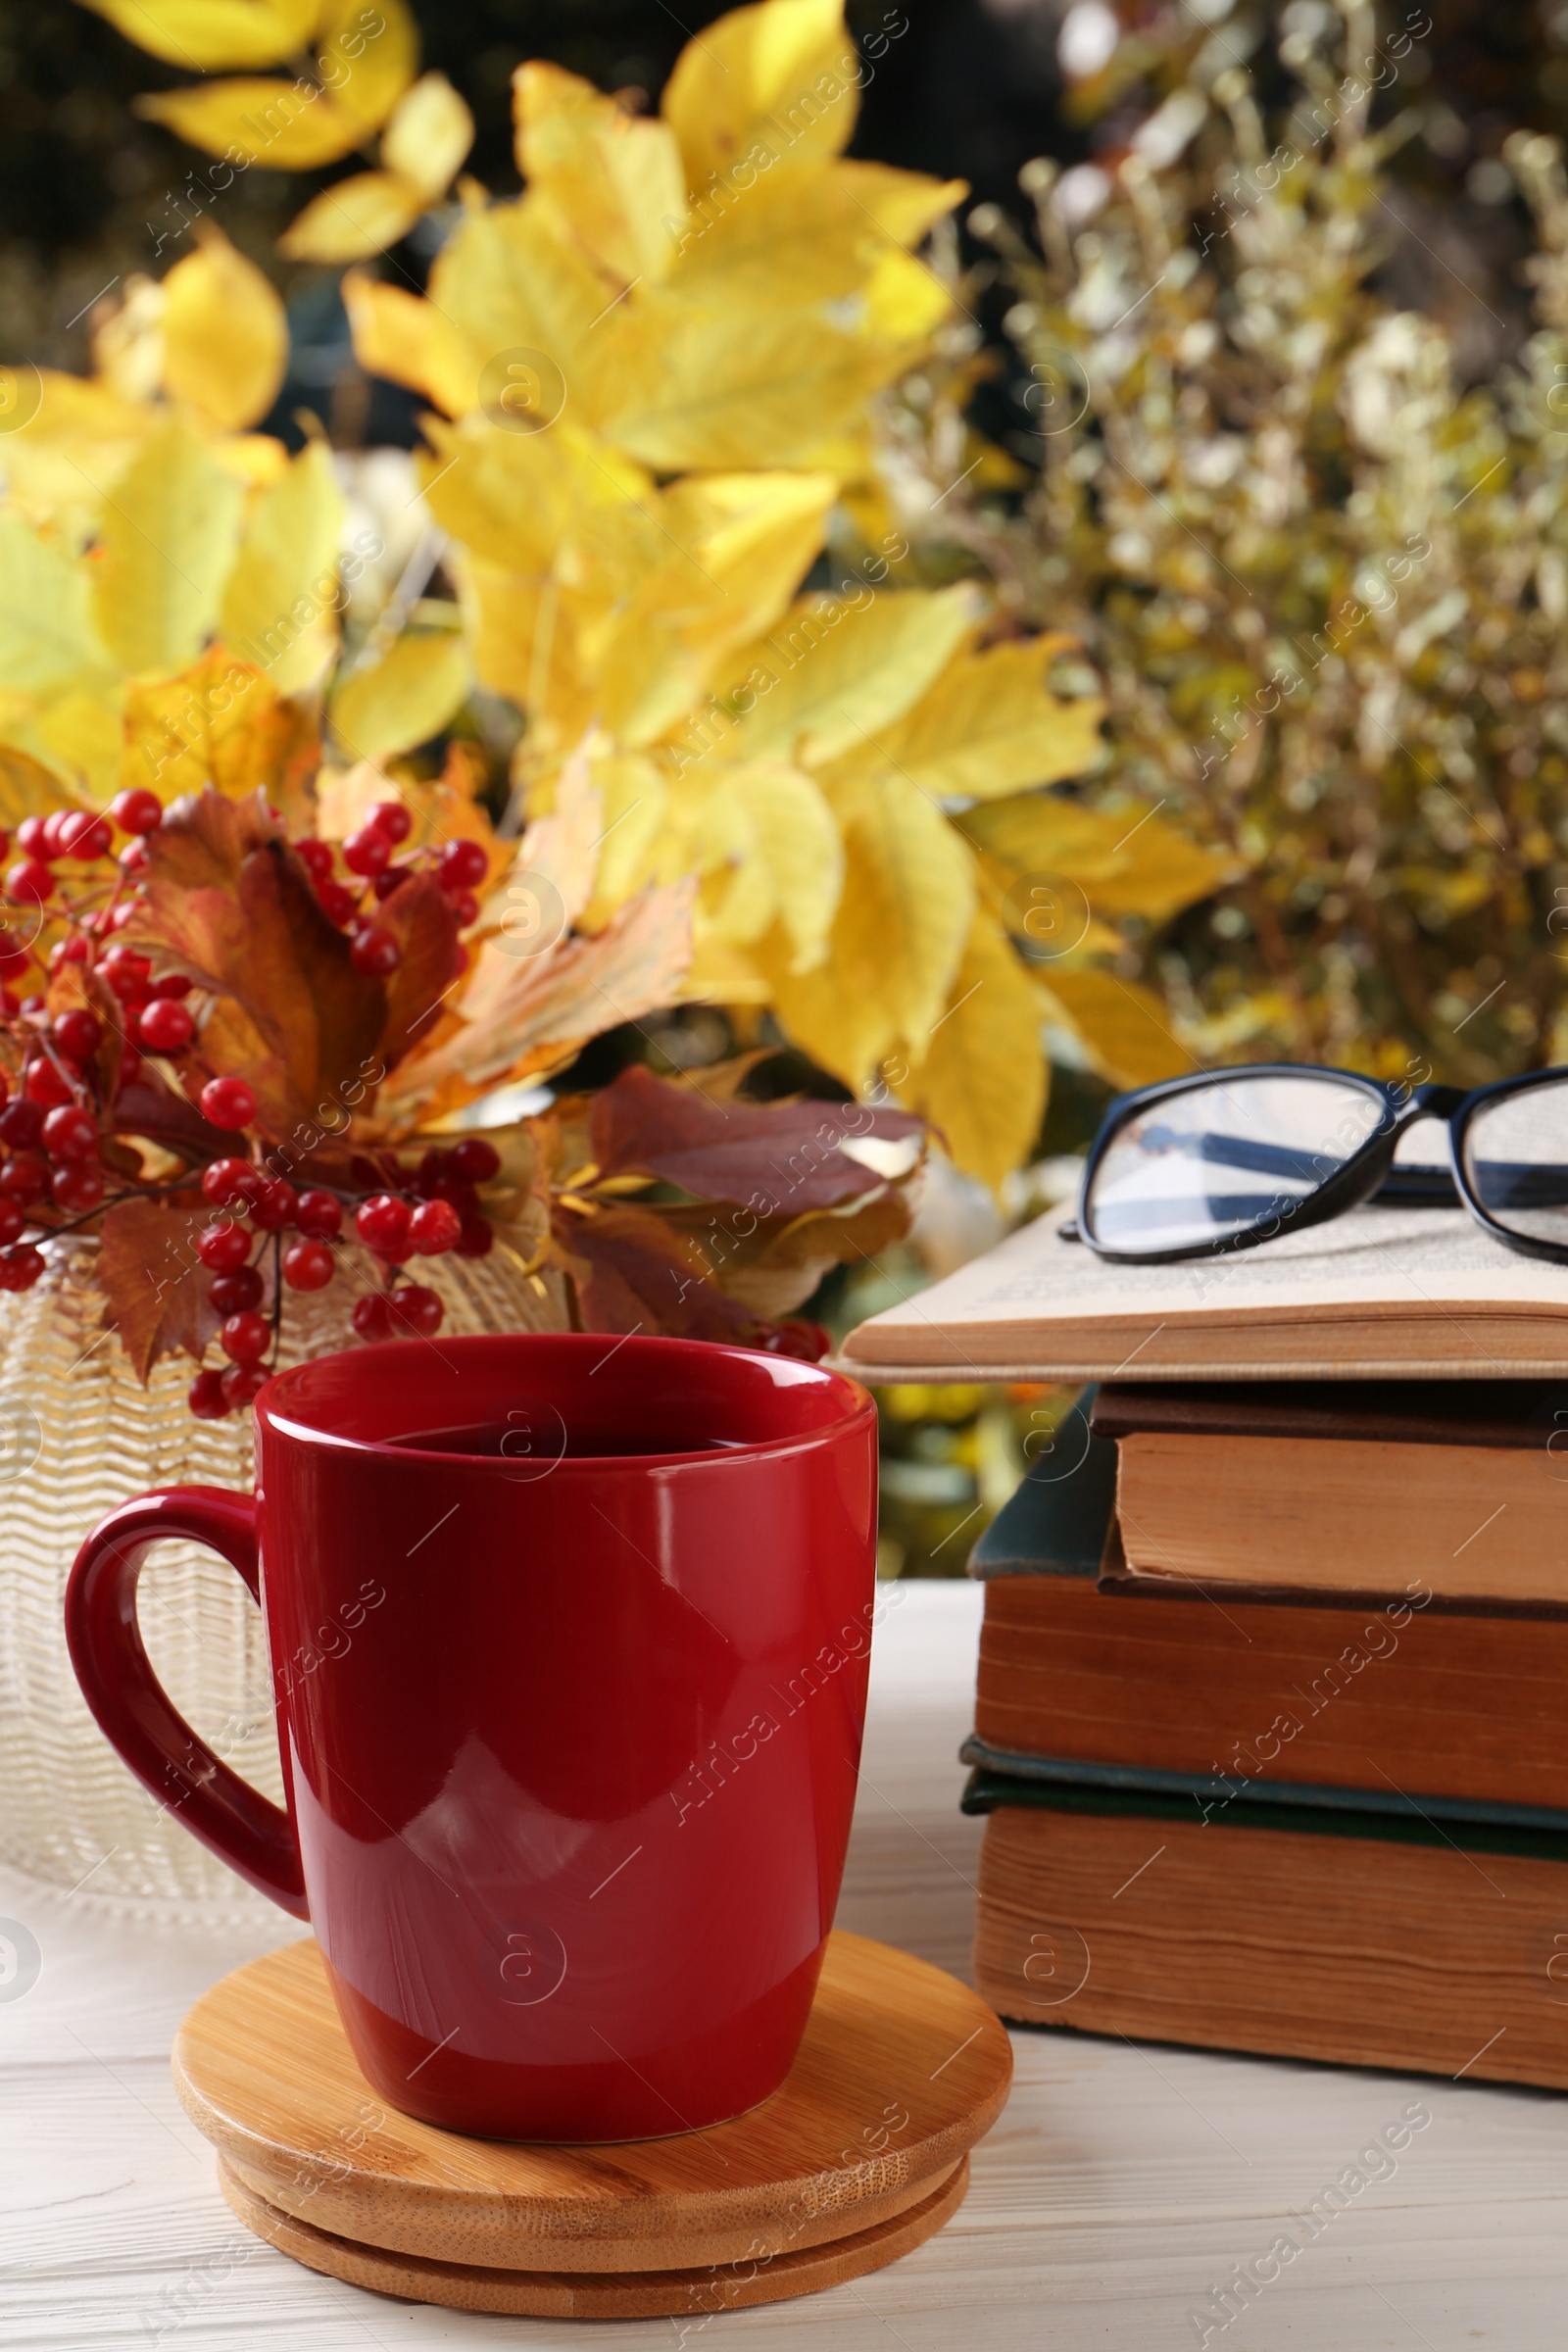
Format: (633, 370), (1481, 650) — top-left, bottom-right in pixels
(216, 2152), (972, 2319)
(173, 1930), (1010, 2317)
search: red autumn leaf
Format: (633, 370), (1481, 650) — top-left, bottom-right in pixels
(371, 868), (465, 1073)
(96, 1197), (221, 1383)
(555, 1203), (767, 1344)
(124, 788), (386, 1136)
(587, 1064), (925, 1212)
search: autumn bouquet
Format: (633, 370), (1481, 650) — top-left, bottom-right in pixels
(0, 745), (923, 1422)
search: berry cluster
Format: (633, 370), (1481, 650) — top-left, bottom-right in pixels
(291, 801), (489, 977)
(0, 788), (505, 1421)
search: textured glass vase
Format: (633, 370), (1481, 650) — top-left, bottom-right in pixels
(0, 1232), (554, 1916)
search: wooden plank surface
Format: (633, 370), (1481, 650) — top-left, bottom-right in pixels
(4, 1582), (1568, 2348)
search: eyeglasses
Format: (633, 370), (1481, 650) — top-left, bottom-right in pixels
(1068, 1064), (1568, 1265)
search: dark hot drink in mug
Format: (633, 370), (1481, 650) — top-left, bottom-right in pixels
(66, 1334), (878, 2141)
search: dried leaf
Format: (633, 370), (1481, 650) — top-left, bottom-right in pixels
(587, 1062), (922, 1209)
(125, 788), (388, 1133)
(372, 868), (464, 1072)
(554, 1201), (760, 1342)
(120, 647), (318, 810)
(379, 877), (695, 1119)
(508, 738), (602, 930)
(662, 1184), (913, 1317)
(96, 1197), (220, 1383)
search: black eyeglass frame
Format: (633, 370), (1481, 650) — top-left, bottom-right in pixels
(1073, 1062), (1568, 1267)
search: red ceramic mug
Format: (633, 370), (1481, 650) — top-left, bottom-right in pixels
(65, 1333), (878, 2141)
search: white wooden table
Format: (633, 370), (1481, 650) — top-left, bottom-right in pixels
(4, 1581), (1567, 2349)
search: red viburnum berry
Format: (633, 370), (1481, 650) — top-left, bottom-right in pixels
(110, 788), (164, 836)
(409, 1198), (462, 1255)
(52, 1009), (101, 1063)
(42, 1105), (97, 1160)
(0, 1245), (45, 1292)
(220, 1310), (270, 1366)
(24, 1059), (74, 1109)
(456, 1216), (494, 1258)
(0, 1100), (42, 1150)
(317, 879), (357, 928)
(355, 1194), (413, 1260)
(15, 817), (49, 859)
(342, 827), (391, 878)
(449, 1137), (501, 1183)
(119, 839), (150, 875)
(295, 836), (334, 882)
(0, 1202), (24, 1246)
(352, 1291), (392, 1341)
(282, 1239), (335, 1292)
(135, 999), (194, 1053)
(294, 1189), (343, 1240)
(0, 1155), (47, 1205)
(445, 888), (480, 928)
(51, 1162), (104, 1214)
(147, 972), (192, 1001)
(56, 810), (112, 860)
(210, 1265), (265, 1315)
(439, 837), (488, 892)
(200, 1075), (258, 1131)
(350, 923), (401, 977)
(220, 1363), (269, 1410)
(187, 1367), (229, 1420)
(389, 1283), (443, 1337)
(6, 858), (52, 906)
(202, 1158), (262, 1207)
(197, 1219), (252, 1274)
(249, 1177), (297, 1232)
(369, 800), (412, 844)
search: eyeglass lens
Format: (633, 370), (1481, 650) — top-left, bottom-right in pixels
(1084, 1073), (1391, 1254)
(1460, 1079), (1568, 1245)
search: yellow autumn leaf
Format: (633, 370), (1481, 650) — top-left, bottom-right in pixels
(160, 225), (287, 432)
(839, 637), (1105, 803)
(514, 63), (688, 286)
(32, 686), (125, 802)
(136, 80), (367, 169)
(683, 758), (843, 971)
(762, 766), (975, 1085)
(220, 440), (345, 694)
(341, 272), (477, 416)
(662, 0), (858, 189)
(717, 584), (980, 767)
(381, 72), (474, 199)
(427, 197), (629, 428)
(280, 171), (429, 263)
(74, 0), (318, 70)
(833, 160), (969, 248)
(1040, 966), (1196, 1089)
(0, 515), (102, 692)
(596, 293), (920, 473)
(318, 0), (418, 132)
(901, 911), (1046, 1192)
(120, 646), (314, 809)
(958, 793), (1239, 927)
(92, 423), (243, 677)
(416, 414), (650, 576)
(579, 752), (671, 921)
(0, 746), (77, 831)
(329, 631), (473, 760)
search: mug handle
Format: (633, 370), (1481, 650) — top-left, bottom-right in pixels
(65, 1488), (308, 1919)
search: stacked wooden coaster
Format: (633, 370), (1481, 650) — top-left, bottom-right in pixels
(172, 1929), (1011, 2320)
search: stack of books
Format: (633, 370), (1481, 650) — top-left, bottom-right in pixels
(842, 1201), (1568, 2088)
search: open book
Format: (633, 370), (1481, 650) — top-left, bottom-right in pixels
(840, 1202), (1568, 1382)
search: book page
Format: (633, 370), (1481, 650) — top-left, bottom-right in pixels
(842, 1200), (1568, 1378)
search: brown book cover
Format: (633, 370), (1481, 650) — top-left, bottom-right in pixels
(968, 1785), (1568, 2091)
(972, 1570), (1568, 1815)
(1088, 1378), (1568, 1610)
